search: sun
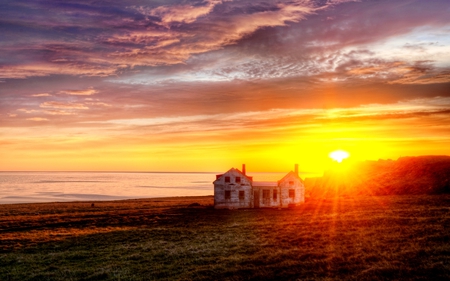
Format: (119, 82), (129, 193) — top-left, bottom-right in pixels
(329, 150), (350, 163)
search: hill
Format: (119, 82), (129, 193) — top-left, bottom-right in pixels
(305, 155), (450, 198)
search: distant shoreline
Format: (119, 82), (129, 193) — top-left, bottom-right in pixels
(0, 195), (215, 206)
(0, 171), (220, 174)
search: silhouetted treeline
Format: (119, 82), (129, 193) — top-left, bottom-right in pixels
(305, 155), (450, 198)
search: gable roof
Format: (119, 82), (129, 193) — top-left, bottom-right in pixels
(277, 171), (303, 185)
(213, 168), (253, 183)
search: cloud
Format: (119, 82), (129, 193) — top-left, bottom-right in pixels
(1, 0), (448, 82)
(87, 96), (450, 138)
(0, 0), (331, 78)
(40, 101), (89, 110)
(107, 1), (319, 68)
(31, 93), (52, 97)
(26, 117), (48, 122)
(60, 88), (98, 96)
(344, 60), (450, 85)
(0, 63), (117, 79)
(111, 1), (450, 85)
(142, 0), (223, 26)
(43, 109), (75, 115)
(85, 102), (112, 107)
(17, 108), (38, 114)
(390, 69), (450, 85)
(1, 0), (449, 126)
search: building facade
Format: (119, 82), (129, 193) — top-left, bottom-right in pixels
(213, 164), (305, 209)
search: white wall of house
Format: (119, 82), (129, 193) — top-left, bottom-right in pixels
(214, 168), (253, 209)
(278, 171), (305, 206)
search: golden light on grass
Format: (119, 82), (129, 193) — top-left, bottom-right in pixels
(329, 150), (350, 163)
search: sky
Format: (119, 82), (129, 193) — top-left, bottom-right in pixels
(1, 0), (450, 174)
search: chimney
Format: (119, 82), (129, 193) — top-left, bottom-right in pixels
(294, 164), (298, 176)
(242, 164), (246, 175)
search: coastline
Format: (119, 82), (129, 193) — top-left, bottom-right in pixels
(0, 195), (214, 207)
(0, 194), (214, 205)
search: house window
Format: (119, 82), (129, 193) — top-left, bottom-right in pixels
(239, 191), (244, 200)
(236, 177), (241, 183)
(263, 190), (270, 204)
(225, 176), (230, 183)
(225, 190), (231, 200)
(273, 190), (277, 200)
(289, 181), (294, 185)
(289, 189), (295, 198)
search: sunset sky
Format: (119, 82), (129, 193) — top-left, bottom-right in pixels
(1, 0), (450, 174)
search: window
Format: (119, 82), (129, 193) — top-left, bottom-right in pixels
(289, 189), (295, 198)
(289, 181), (294, 185)
(273, 190), (277, 200)
(239, 191), (244, 200)
(225, 190), (231, 199)
(235, 177), (241, 183)
(263, 190), (270, 204)
(225, 176), (230, 183)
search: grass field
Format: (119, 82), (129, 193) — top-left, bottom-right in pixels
(0, 195), (449, 280)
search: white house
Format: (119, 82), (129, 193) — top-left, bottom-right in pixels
(213, 164), (305, 209)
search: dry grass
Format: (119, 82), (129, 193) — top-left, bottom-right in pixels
(0, 197), (213, 250)
(0, 195), (449, 280)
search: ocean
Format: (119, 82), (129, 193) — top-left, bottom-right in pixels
(0, 171), (286, 204)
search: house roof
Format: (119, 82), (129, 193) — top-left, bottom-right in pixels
(278, 171), (304, 184)
(214, 167), (253, 183)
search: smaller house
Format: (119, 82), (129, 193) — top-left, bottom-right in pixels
(213, 164), (305, 209)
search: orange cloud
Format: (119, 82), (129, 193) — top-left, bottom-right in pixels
(390, 69), (450, 85)
(31, 93), (52, 97)
(344, 60), (450, 85)
(85, 102), (111, 107)
(60, 88), (98, 96)
(145, 0), (222, 26)
(109, 1), (316, 68)
(26, 117), (48, 121)
(43, 110), (74, 115)
(17, 108), (38, 114)
(0, 63), (117, 79)
(40, 101), (89, 110)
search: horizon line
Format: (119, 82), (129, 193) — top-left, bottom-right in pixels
(0, 170), (320, 174)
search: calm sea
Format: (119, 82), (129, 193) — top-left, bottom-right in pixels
(0, 172), (286, 204)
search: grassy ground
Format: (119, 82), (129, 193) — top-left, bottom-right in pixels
(0, 195), (449, 280)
